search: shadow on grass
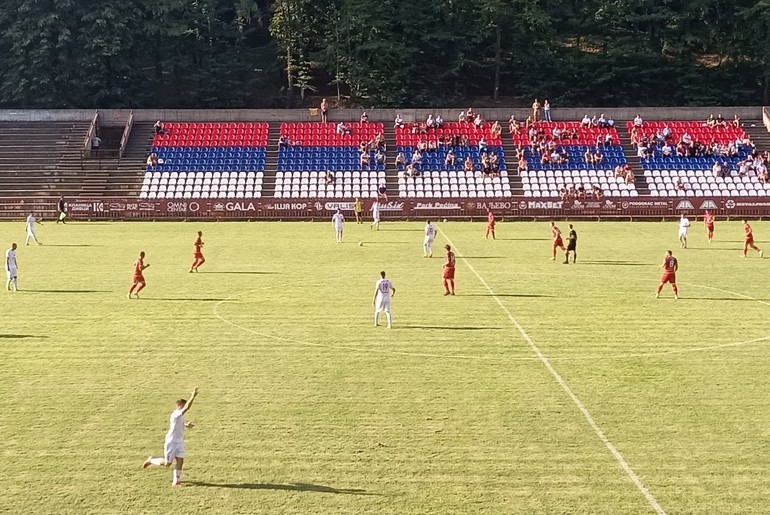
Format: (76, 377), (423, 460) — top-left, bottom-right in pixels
(399, 325), (502, 330)
(24, 289), (110, 294)
(496, 238), (550, 241)
(0, 334), (48, 339)
(203, 271), (280, 275)
(580, 260), (649, 266)
(679, 296), (767, 302)
(187, 481), (376, 495)
(459, 256), (507, 259)
(44, 244), (103, 247)
(143, 298), (227, 302)
(462, 293), (554, 298)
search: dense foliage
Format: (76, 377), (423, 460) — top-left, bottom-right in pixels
(1, 0), (769, 108)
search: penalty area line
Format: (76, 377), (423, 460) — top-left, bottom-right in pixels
(438, 228), (666, 515)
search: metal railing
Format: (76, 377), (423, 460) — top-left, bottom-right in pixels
(763, 106), (770, 133)
(83, 110), (99, 153)
(119, 110), (134, 159)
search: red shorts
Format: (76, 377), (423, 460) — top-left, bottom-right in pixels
(194, 251), (203, 259)
(706, 224), (714, 232)
(133, 274), (145, 283)
(745, 237), (754, 245)
(443, 267), (455, 280)
(660, 272), (676, 284)
(553, 238), (564, 248)
(487, 222), (495, 229)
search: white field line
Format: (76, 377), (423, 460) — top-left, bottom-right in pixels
(439, 227), (666, 515)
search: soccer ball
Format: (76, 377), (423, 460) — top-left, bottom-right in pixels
(358, 241), (363, 246)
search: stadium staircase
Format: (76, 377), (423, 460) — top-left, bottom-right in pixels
(261, 124), (281, 197)
(0, 121), (94, 197)
(744, 120), (770, 154)
(383, 124), (399, 197)
(617, 123), (650, 195)
(502, 128), (523, 195)
(106, 121), (156, 196)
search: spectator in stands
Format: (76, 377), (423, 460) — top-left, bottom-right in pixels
(146, 153), (158, 167)
(435, 115), (444, 128)
(375, 132), (386, 151)
(614, 165), (625, 179)
(712, 161), (723, 177)
(706, 113), (716, 128)
(560, 186), (569, 201)
(466, 107), (476, 124)
(676, 178), (686, 191)
(427, 140), (437, 152)
(412, 122), (428, 135)
(395, 151), (406, 168)
(662, 143), (674, 157)
(491, 120), (502, 138)
(378, 183), (388, 200)
(603, 133), (613, 146)
(633, 114), (643, 127)
(394, 113), (404, 129)
(464, 156), (474, 172)
(540, 152), (551, 165)
(325, 171), (336, 185)
(543, 100), (552, 122)
(405, 163), (417, 178)
(153, 120), (165, 135)
(550, 149), (562, 165)
(278, 135), (290, 148)
(426, 114), (435, 128)
(508, 115), (519, 134)
(525, 115), (534, 129)
(584, 148), (595, 165)
(590, 115), (599, 127)
(91, 134), (102, 150)
(552, 125), (562, 140)
(478, 137), (487, 152)
(320, 99), (329, 123)
(558, 147), (570, 164)
(360, 112), (369, 123)
(732, 114), (741, 128)
(458, 110), (466, 123)
(567, 127), (579, 140)
(576, 184), (586, 199)
(336, 122), (351, 135)
(517, 155), (528, 174)
(716, 113), (726, 127)
(592, 185), (602, 199)
(412, 149), (423, 165)
(474, 114), (485, 128)
(359, 150), (370, 168)
(445, 149), (456, 167)
(662, 125), (672, 140)
(624, 165), (635, 184)
(460, 134), (470, 147)
(755, 158), (767, 182)
(531, 99), (541, 122)
(580, 114), (591, 128)
(593, 148), (604, 164)
(681, 132), (693, 146)
(597, 113), (608, 128)
(375, 149), (386, 165)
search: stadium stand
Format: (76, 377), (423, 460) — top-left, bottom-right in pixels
(141, 122), (268, 199)
(628, 121), (769, 197)
(274, 170), (386, 198)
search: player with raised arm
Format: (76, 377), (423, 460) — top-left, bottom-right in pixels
(485, 210), (496, 240)
(128, 251), (150, 298)
(5, 243), (18, 292)
(442, 244), (456, 296)
(373, 271), (396, 328)
(143, 387), (200, 486)
(656, 250), (679, 300)
(332, 209), (345, 243)
(371, 201), (381, 231)
(423, 220), (436, 258)
(678, 214), (690, 249)
(703, 211), (715, 243)
(742, 219), (763, 258)
(24, 212), (42, 246)
(189, 231), (205, 273)
(564, 224), (578, 264)
(550, 221), (566, 261)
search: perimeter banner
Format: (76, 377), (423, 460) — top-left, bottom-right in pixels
(0, 197), (767, 219)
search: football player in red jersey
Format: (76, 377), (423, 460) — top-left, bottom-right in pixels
(485, 210), (496, 240)
(128, 251), (150, 298)
(550, 221), (566, 261)
(703, 211), (715, 243)
(189, 231), (205, 273)
(742, 219), (763, 258)
(656, 250), (679, 300)
(442, 244), (456, 296)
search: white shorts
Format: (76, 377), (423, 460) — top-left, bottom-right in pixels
(26, 229), (35, 237)
(424, 237), (434, 246)
(678, 229), (688, 238)
(164, 440), (185, 462)
(375, 298), (391, 313)
(6, 267), (16, 279)
(335, 225), (344, 232)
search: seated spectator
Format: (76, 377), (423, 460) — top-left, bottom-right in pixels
(525, 115), (534, 128)
(395, 152), (406, 167)
(445, 149), (456, 167)
(411, 149), (423, 164)
(325, 171), (336, 185)
(405, 163), (418, 178)
(592, 185), (603, 199)
(597, 113), (608, 128)
(336, 122), (351, 135)
(153, 120), (165, 135)
(593, 148), (603, 164)
(614, 165), (625, 179)
(466, 107), (476, 124)
(654, 130), (666, 146)
(427, 140), (437, 152)
(378, 183), (388, 200)
(458, 110), (466, 123)
(706, 113), (716, 128)
(464, 156), (474, 172)
(676, 178), (686, 191)
(478, 137), (487, 152)
(662, 144), (674, 157)
(758, 163), (768, 184)
(580, 114), (591, 128)
(375, 132), (386, 150)
(359, 141), (369, 154)
(606, 115), (615, 128)
(590, 115), (599, 127)
(558, 148), (570, 164)
(360, 112), (369, 123)
(712, 161), (722, 177)
(624, 165), (635, 184)
(375, 149), (385, 165)
(146, 153), (158, 167)
(459, 134), (470, 147)
(278, 135), (290, 148)
(662, 125), (672, 139)
(584, 148), (595, 164)
(630, 128), (641, 148)
(732, 114), (741, 128)
(560, 187), (569, 201)
(91, 134), (102, 150)
(474, 114), (485, 128)
(577, 184), (586, 199)
(716, 113), (726, 127)
(633, 114), (643, 127)
(603, 133), (613, 146)
(508, 115), (519, 134)
(491, 120), (502, 138)
(417, 139), (428, 152)
(394, 114), (404, 128)
(540, 152), (551, 165)
(681, 132), (693, 145)
(517, 155), (528, 173)
(426, 114), (435, 128)
(552, 126), (562, 140)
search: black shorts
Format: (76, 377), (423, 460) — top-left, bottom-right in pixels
(567, 242), (577, 251)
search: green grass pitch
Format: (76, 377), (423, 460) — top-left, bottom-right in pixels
(1, 219), (770, 514)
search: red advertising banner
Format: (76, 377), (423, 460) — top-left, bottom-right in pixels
(1, 196), (769, 220)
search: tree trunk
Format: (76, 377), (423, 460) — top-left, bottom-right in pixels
(286, 48), (294, 107)
(493, 23), (501, 101)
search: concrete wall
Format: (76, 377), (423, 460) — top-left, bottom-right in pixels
(0, 106), (768, 123)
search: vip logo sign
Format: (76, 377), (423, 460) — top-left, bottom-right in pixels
(323, 202), (355, 211)
(675, 200), (694, 210)
(166, 202), (187, 212)
(518, 201), (528, 210)
(699, 200), (718, 210)
(268, 202), (308, 210)
(414, 202), (462, 210)
(526, 200), (564, 210)
(225, 202), (257, 212)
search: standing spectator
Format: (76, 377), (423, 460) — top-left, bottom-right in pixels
(458, 110), (466, 123)
(543, 100), (552, 122)
(360, 112), (369, 123)
(153, 120), (165, 135)
(91, 134), (102, 150)
(435, 115), (444, 128)
(490, 121), (502, 139)
(320, 98), (329, 123)
(732, 114), (741, 128)
(532, 98), (541, 122)
(426, 114), (435, 128)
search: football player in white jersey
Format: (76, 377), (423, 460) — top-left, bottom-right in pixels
(678, 214), (690, 249)
(373, 271), (396, 328)
(371, 201), (381, 231)
(6, 243), (18, 291)
(423, 220), (436, 257)
(143, 387), (199, 486)
(332, 209), (345, 243)
(25, 213), (42, 246)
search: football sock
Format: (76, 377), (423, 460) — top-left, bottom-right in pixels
(173, 469), (181, 483)
(13, 278), (18, 290)
(443, 280), (449, 293)
(673, 286), (678, 295)
(656, 285), (663, 294)
(385, 312), (392, 327)
(374, 313), (379, 326)
(149, 457), (165, 466)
